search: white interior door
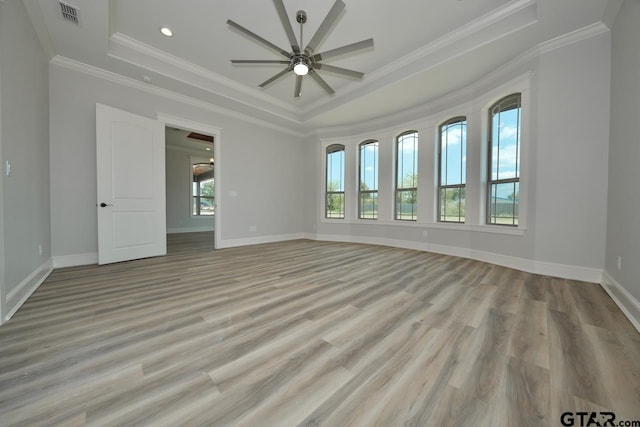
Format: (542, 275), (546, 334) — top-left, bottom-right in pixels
(96, 103), (166, 265)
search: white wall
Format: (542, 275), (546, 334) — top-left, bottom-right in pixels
(312, 32), (612, 282)
(604, 0), (640, 324)
(49, 62), (308, 259)
(0, 0), (52, 322)
(165, 146), (214, 233)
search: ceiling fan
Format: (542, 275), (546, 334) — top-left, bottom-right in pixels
(227, 0), (374, 98)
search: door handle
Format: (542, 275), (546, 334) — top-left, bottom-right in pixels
(99, 202), (113, 208)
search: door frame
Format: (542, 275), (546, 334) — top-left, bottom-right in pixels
(157, 113), (222, 249)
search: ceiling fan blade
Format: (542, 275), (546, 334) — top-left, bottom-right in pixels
(259, 68), (291, 87)
(294, 75), (303, 98)
(231, 60), (291, 64)
(314, 63), (364, 79)
(227, 19), (290, 59)
(313, 38), (374, 62)
(273, 0), (301, 54)
(309, 70), (335, 95)
(304, 0), (345, 55)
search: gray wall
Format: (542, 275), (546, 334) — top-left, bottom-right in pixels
(534, 32), (611, 269)
(49, 63), (307, 258)
(0, 0), (51, 320)
(606, 0), (640, 302)
(165, 147), (214, 233)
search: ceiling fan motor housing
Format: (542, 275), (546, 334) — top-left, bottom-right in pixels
(296, 10), (307, 24)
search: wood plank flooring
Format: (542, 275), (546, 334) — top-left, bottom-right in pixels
(1, 233), (639, 426)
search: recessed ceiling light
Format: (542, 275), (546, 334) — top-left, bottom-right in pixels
(160, 27), (173, 37)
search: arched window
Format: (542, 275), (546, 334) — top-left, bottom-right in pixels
(488, 93), (521, 226)
(325, 144), (345, 219)
(359, 140), (379, 219)
(438, 117), (467, 223)
(395, 131), (418, 221)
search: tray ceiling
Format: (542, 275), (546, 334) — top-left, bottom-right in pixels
(26, 0), (618, 131)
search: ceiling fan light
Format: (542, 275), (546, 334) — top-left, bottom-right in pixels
(293, 61), (309, 76)
(160, 27), (173, 37)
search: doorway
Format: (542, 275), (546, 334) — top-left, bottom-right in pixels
(158, 113), (221, 251)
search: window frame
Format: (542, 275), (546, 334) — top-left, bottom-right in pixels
(487, 93), (521, 227)
(190, 158), (215, 218)
(438, 116), (467, 223)
(395, 130), (419, 221)
(358, 139), (379, 220)
(325, 143), (346, 219)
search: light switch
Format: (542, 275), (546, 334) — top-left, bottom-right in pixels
(5, 160), (11, 176)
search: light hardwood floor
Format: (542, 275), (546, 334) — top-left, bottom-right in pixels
(1, 233), (639, 426)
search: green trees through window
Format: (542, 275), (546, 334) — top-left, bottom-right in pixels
(439, 117), (467, 223)
(488, 94), (521, 226)
(359, 140), (379, 219)
(320, 91), (523, 227)
(396, 131), (418, 221)
(192, 162), (214, 216)
(326, 144), (345, 219)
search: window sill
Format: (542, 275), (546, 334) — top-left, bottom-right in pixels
(320, 218), (526, 236)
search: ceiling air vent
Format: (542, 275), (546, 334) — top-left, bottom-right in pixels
(58, 1), (80, 25)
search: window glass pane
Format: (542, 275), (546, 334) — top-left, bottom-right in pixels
(440, 187), (466, 223)
(489, 181), (519, 225)
(491, 118), (500, 181)
(397, 132), (418, 188)
(192, 162), (214, 216)
(327, 148), (345, 192)
(360, 192), (378, 219)
(488, 94), (521, 226)
(440, 120), (466, 186)
(396, 190), (417, 220)
(197, 178), (215, 215)
(326, 144), (345, 219)
(491, 98), (521, 181)
(360, 141), (378, 191)
(326, 193), (345, 218)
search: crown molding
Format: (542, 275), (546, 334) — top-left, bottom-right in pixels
(109, 33), (299, 117)
(300, 0), (538, 120)
(537, 22), (609, 55)
(312, 19), (608, 137)
(50, 55), (303, 137)
(49, 18), (609, 141)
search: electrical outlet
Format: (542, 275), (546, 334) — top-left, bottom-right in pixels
(422, 230), (428, 237)
(38, 244), (42, 256)
(5, 160), (11, 176)
(249, 225), (257, 232)
(617, 256), (622, 270)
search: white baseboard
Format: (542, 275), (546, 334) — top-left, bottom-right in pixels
(312, 233), (603, 283)
(601, 271), (640, 333)
(218, 233), (307, 249)
(5, 259), (54, 322)
(52, 252), (98, 268)
(531, 259), (603, 283)
(167, 226), (214, 234)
